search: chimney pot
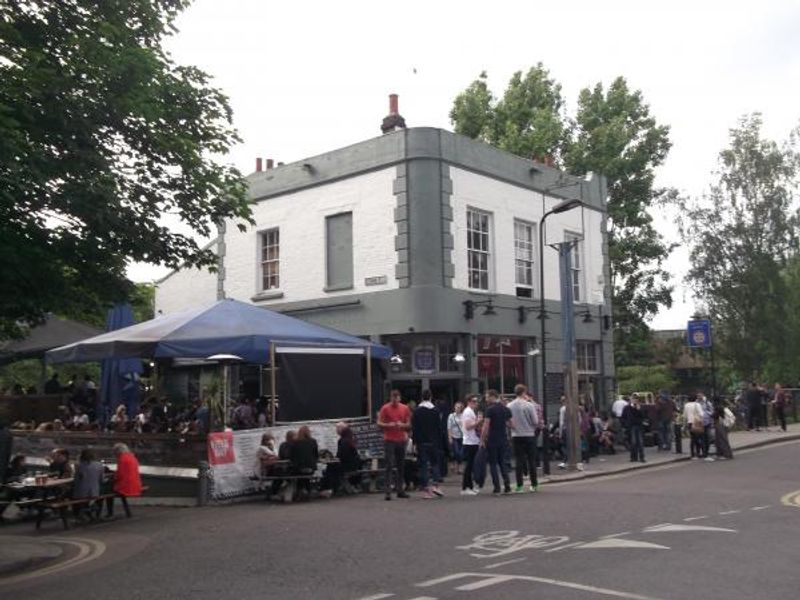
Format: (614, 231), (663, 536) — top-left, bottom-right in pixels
(256, 158), (263, 172)
(389, 93), (399, 115)
(266, 158), (274, 169)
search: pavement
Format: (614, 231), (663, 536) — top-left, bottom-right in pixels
(1, 422), (799, 587)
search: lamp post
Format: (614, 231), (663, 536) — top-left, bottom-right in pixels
(538, 198), (583, 475)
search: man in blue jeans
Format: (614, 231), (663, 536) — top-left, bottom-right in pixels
(480, 389), (513, 495)
(412, 390), (445, 498)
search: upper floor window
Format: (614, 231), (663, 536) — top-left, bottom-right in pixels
(565, 232), (583, 302)
(467, 208), (491, 290)
(577, 341), (599, 373)
(326, 212), (354, 290)
(514, 219), (534, 297)
(260, 228), (280, 290)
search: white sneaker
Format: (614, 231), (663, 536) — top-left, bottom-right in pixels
(460, 488), (477, 496)
(704, 457), (715, 462)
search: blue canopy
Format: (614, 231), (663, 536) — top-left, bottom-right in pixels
(46, 299), (391, 364)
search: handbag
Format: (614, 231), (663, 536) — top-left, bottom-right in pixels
(690, 416), (704, 435)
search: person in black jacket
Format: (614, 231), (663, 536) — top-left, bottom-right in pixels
(289, 426), (318, 498)
(622, 398), (646, 463)
(412, 390), (445, 498)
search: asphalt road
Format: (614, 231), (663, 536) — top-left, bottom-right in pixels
(2, 440), (799, 600)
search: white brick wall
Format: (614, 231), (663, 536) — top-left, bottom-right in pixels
(223, 167), (398, 305)
(155, 264), (218, 315)
(451, 167), (606, 304)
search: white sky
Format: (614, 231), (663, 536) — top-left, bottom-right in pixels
(127, 0), (800, 330)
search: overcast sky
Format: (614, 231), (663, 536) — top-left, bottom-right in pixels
(128, 0), (800, 330)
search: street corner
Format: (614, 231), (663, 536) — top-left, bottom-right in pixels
(0, 535), (106, 586)
(0, 535), (64, 578)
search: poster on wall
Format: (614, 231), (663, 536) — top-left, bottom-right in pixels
(207, 417), (376, 500)
(413, 346), (436, 374)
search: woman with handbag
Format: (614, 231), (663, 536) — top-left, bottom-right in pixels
(712, 400), (734, 459)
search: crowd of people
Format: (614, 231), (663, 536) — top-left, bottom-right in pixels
(256, 422), (362, 500)
(0, 420), (143, 523)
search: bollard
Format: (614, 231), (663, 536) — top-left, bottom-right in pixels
(673, 423), (683, 454)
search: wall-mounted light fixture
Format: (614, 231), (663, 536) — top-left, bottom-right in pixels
(463, 298), (497, 320)
(453, 352), (466, 363)
(389, 354), (403, 365)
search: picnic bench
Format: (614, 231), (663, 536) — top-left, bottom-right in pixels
(35, 486), (149, 530)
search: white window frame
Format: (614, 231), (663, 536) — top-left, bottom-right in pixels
(467, 208), (492, 291)
(514, 219), (535, 290)
(260, 228), (280, 291)
(577, 341), (599, 373)
(565, 231), (584, 303)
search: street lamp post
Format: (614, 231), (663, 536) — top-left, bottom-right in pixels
(538, 198), (582, 476)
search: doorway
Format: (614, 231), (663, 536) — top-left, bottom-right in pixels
(430, 380), (460, 410)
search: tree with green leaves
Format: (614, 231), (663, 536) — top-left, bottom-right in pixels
(0, 0), (251, 340)
(450, 64), (569, 162)
(450, 69), (674, 365)
(678, 114), (799, 380)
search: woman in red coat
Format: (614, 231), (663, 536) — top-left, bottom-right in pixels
(113, 442), (142, 496)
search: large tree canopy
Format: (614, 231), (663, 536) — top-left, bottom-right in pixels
(0, 0), (251, 339)
(678, 114), (799, 380)
(450, 69), (674, 365)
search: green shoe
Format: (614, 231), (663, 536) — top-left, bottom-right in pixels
(514, 485), (525, 493)
(528, 484), (539, 493)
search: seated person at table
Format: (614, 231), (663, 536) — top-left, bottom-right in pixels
(110, 405), (129, 431)
(106, 443), (142, 517)
(50, 448), (74, 478)
(278, 430), (296, 460)
(72, 449), (105, 520)
(321, 425), (363, 496)
(289, 426), (318, 498)
(71, 405), (90, 431)
(5, 454), (27, 484)
(256, 433), (278, 475)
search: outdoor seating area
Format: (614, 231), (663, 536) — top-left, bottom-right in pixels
(0, 443), (145, 529)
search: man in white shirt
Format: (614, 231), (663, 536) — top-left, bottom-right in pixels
(683, 395), (703, 460)
(460, 395), (481, 495)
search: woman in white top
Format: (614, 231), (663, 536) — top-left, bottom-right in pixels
(447, 402), (464, 474)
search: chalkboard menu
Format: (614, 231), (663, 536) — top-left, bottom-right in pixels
(349, 421), (384, 458)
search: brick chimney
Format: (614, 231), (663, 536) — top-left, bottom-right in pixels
(256, 157), (263, 172)
(381, 93), (406, 134)
(266, 158), (274, 169)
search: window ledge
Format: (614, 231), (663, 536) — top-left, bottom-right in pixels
(251, 290), (284, 302)
(323, 284), (354, 293)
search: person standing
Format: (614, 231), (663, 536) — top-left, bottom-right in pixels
(481, 390), (512, 495)
(412, 390), (445, 499)
(108, 443), (142, 517)
(697, 392), (714, 461)
(655, 390), (675, 451)
(745, 382), (762, 431)
(0, 419), (12, 484)
(622, 396), (645, 463)
(683, 395), (703, 459)
(460, 395), (481, 495)
(713, 400), (734, 459)
(507, 384), (539, 493)
(447, 401), (464, 474)
(772, 383), (788, 432)
(44, 373), (62, 394)
(377, 390), (412, 501)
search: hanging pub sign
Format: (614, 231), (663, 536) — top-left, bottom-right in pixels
(413, 346), (436, 374)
